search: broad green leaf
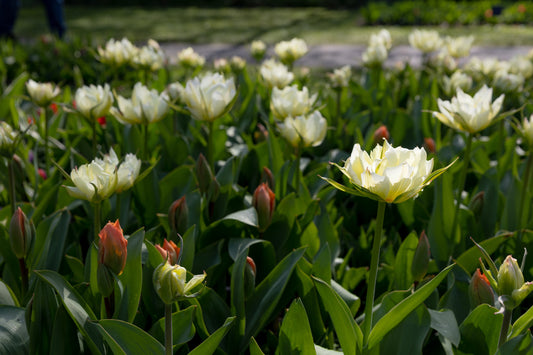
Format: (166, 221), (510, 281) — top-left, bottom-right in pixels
(98, 319), (164, 355)
(314, 344), (343, 354)
(313, 276), (363, 355)
(277, 298), (316, 355)
(250, 337), (265, 355)
(222, 207), (258, 227)
(312, 244), (332, 284)
(188, 317), (236, 355)
(228, 238), (265, 261)
(0, 306), (29, 355)
(455, 233), (512, 274)
(49, 305), (81, 355)
(428, 309), (461, 347)
(497, 330), (533, 355)
(34, 270), (105, 354)
(244, 247), (306, 348)
(114, 228), (144, 322)
(427, 173), (455, 265)
(149, 306), (196, 347)
(331, 280), (360, 316)
(367, 263), (455, 349)
(458, 304), (502, 355)
(510, 304), (533, 339)
(0, 280), (18, 306)
(393, 231), (418, 290)
(29, 278), (59, 354)
(229, 249), (248, 347)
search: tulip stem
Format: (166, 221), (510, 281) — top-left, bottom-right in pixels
(207, 121), (215, 172)
(363, 201), (386, 346)
(8, 157), (16, 215)
(94, 202), (102, 242)
(42, 108), (50, 174)
(165, 303), (173, 355)
(92, 116), (97, 158)
(295, 147), (301, 195)
(451, 133), (472, 247)
(143, 124), (149, 161)
(498, 308), (512, 349)
(18, 258), (28, 299)
(518, 153), (533, 240)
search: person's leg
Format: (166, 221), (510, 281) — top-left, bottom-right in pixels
(42, 0), (66, 38)
(0, 0), (20, 38)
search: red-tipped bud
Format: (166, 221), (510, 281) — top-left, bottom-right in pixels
(411, 230), (430, 282)
(98, 220), (128, 275)
(196, 153), (214, 195)
(244, 256), (256, 299)
(261, 167), (275, 189)
(155, 239), (181, 265)
(469, 268), (495, 307)
(9, 207), (34, 259)
(38, 168), (47, 180)
(469, 191), (485, 217)
(373, 125), (390, 143)
(246, 256), (256, 276)
(253, 183), (275, 233)
(424, 137), (436, 153)
(168, 196), (188, 236)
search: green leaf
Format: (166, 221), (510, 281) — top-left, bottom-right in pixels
(114, 228), (144, 322)
(188, 317), (236, 355)
(244, 247), (306, 348)
(0, 280), (18, 306)
(34, 270), (105, 354)
(228, 238), (265, 261)
(313, 276), (363, 355)
(367, 263), (455, 350)
(49, 305), (81, 355)
(277, 298), (316, 355)
(497, 330), (533, 355)
(331, 280), (360, 316)
(455, 233), (512, 274)
(510, 304), (533, 339)
(393, 231), (418, 290)
(249, 337), (265, 355)
(458, 304), (502, 355)
(428, 309), (461, 347)
(98, 319), (164, 355)
(0, 306), (29, 355)
(314, 344), (344, 354)
(222, 207), (258, 227)
(312, 244), (332, 284)
(149, 306), (196, 347)
(427, 173), (455, 265)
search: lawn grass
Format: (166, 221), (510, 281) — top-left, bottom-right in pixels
(15, 6), (533, 46)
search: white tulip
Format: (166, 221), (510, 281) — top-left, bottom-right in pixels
(433, 85), (504, 133)
(134, 39), (165, 71)
(362, 42), (388, 66)
(408, 29), (443, 53)
(250, 40), (267, 60)
(274, 38), (308, 65)
(278, 110), (327, 148)
(270, 85), (316, 119)
(445, 36), (475, 58)
(177, 47), (205, 69)
(111, 82), (169, 125)
(97, 38), (138, 66)
(493, 70), (524, 93)
(522, 115), (533, 147)
(328, 65), (352, 88)
(26, 79), (60, 107)
(75, 84), (114, 120)
(116, 153), (141, 193)
(259, 59), (294, 89)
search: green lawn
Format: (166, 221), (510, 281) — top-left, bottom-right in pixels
(16, 6), (533, 46)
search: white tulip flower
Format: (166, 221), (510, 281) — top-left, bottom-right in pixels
(97, 38), (138, 66)
(274, 38), (308, 65)
(278, 110), (327, 148)
(408, 29), (443, 53)
(259, 59), (294, 89)
(177, 47), (205, 69)
(26, 79), (60, 107)
(75, 84), (114, 120)
(110, 82), (169, 125)
(270, 85), (316, 119)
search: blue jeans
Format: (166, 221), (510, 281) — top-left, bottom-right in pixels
(42, 0), (66, 38)
(0, 0), (20, 37)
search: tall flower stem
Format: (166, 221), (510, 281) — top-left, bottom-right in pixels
(498, 308), (512, 348)
(18, 258), (28, 299)
(165, 303), (173, 355)
(451, 133), (473, 246)
(363, 201), (386, 346)
(518, 153), (533, 240)
(8, 157), (16, 215)
(295, 146), (301, 195)
(41, 108), (50, 174)
(92, 116), (98, 158)
(94, 201), (102, 242)
(143, 124), (149, 161)
(207, 121), (215, 172)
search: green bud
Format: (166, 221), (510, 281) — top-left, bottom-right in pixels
(498, 255), (524, 297)
(153, 262), (206, 304)
(9, 207), (34, 259)
(411, 231), (430, 282)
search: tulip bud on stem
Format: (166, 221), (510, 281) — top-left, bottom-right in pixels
(363, 201), (386, 346)
(104, 290), (115, 318)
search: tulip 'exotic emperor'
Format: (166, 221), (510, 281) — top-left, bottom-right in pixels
(98, 220), (128, 275)
(97, 38), (138, 66)
(277, 110), (327, 148)
(326, 140), (451, 204)
(270, 85), (316, 119)
(274, 38), (308, 66)
(433, 85), (504, 134)
(155, 239), (181, 265)
(26, 79), (60, 107)
(153, 262), (206, 304)
(75, 84), (114, 120)
(521, 115), (533, 147)
(182, 72), (236, 122)
(259, 59), (294, 89)
(110, 82), (170, 125)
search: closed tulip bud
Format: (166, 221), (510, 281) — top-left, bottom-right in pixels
(373, 125), (390, 144)
(498, 255), (525, 298)
(411, 231), (430, 282)
(97, 263), (115, 297)
(253, 183), (275, 232)
(261, 166), (274, 189)
(98, 220), (128, 276)
(196, 153), (214, 195)
(469, 268), (495, 307)
(168, 197), (188, 236)
(9, 207), (34, 259)
(424, 137), (436, 153)
(26, 79), (60, 107)
(251, 40), (267, 61)
(153, 262), (206, 304)
(155, 239), (181, 265)
(244, 256), (256, 299)
(469, 191), (485, 217)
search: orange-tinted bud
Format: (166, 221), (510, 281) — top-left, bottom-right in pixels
(373, 125), (390, 143)
(469, 268), (495, 307)
(411, 230), (430, 282)
(424, 137), (436, 153)
(246, 256), (256, 276)
(98, 220), (128, 275)
(168, 196), (188, 236)
(9, 207), (34, 259)
(244, 256), (256, 299)
(253, 183), (275, 232)
(196, 153), (214, 195)
(155, 239), (181, 265)
(261, 166), (275, 189)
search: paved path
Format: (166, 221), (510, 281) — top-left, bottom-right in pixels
(160, 43), (532, 69)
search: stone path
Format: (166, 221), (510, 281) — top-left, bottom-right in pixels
(160, 43), (532, 69)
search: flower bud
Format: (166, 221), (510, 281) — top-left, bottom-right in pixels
(411, 230), (430, 282)
(253, 183), (275, 233)
(424, 137), (436, 153)
(153, 262), (206, 304)
(261, 166), (275, 190)
(244, 256), (256, 299)
(97, 263), (115, 297)
(373, 125), (390, 144)
(253, 123), (269, 143)
(469, 268), (495, 307)
(168, 197), (188, 236)
(9, 207), (34, 259)
(155, 239), (181, 265)
(468, 191), (485, 217)
(196, 153), (214, 195)
(98, 220), (128, 276)
(498, 255), (524, 298)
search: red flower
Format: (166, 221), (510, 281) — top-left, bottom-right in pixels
(253, 183), (275, 232)
(97, 116), (107, 127)
(98, 220), (128, 275)
(155, 239), (181, 265)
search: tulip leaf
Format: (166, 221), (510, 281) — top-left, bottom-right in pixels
(149, 306), (196, 347)
(98, 319), (164, 355)
(428, 309), (461, 347)
(313, 276), (363, 355)
(114, 228), (144, 322)
(393, 231), (418, 290)
(314, 344), (344, 354)
(0, 306), (29, 355)
(455, 233), (512, 274)
(277, 298), (316, 355)
(188, 316), (236, 355)
(457, 304), (502, 355)
(222, 207), (258, 227)
(228, 238), (265, 261)
(34, 270), (105, 354)
(49, 305), (81, 355)
(250, 337), (265, 355)
(509, 304), (533, 339)
(367, 263), (455, 350)
(0, 280), (18, 306)
(497, 330), (533, 355)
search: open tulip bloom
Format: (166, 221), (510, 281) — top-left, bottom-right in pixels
(110, 82), (170, 125)
(323, 139), (453, 204)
